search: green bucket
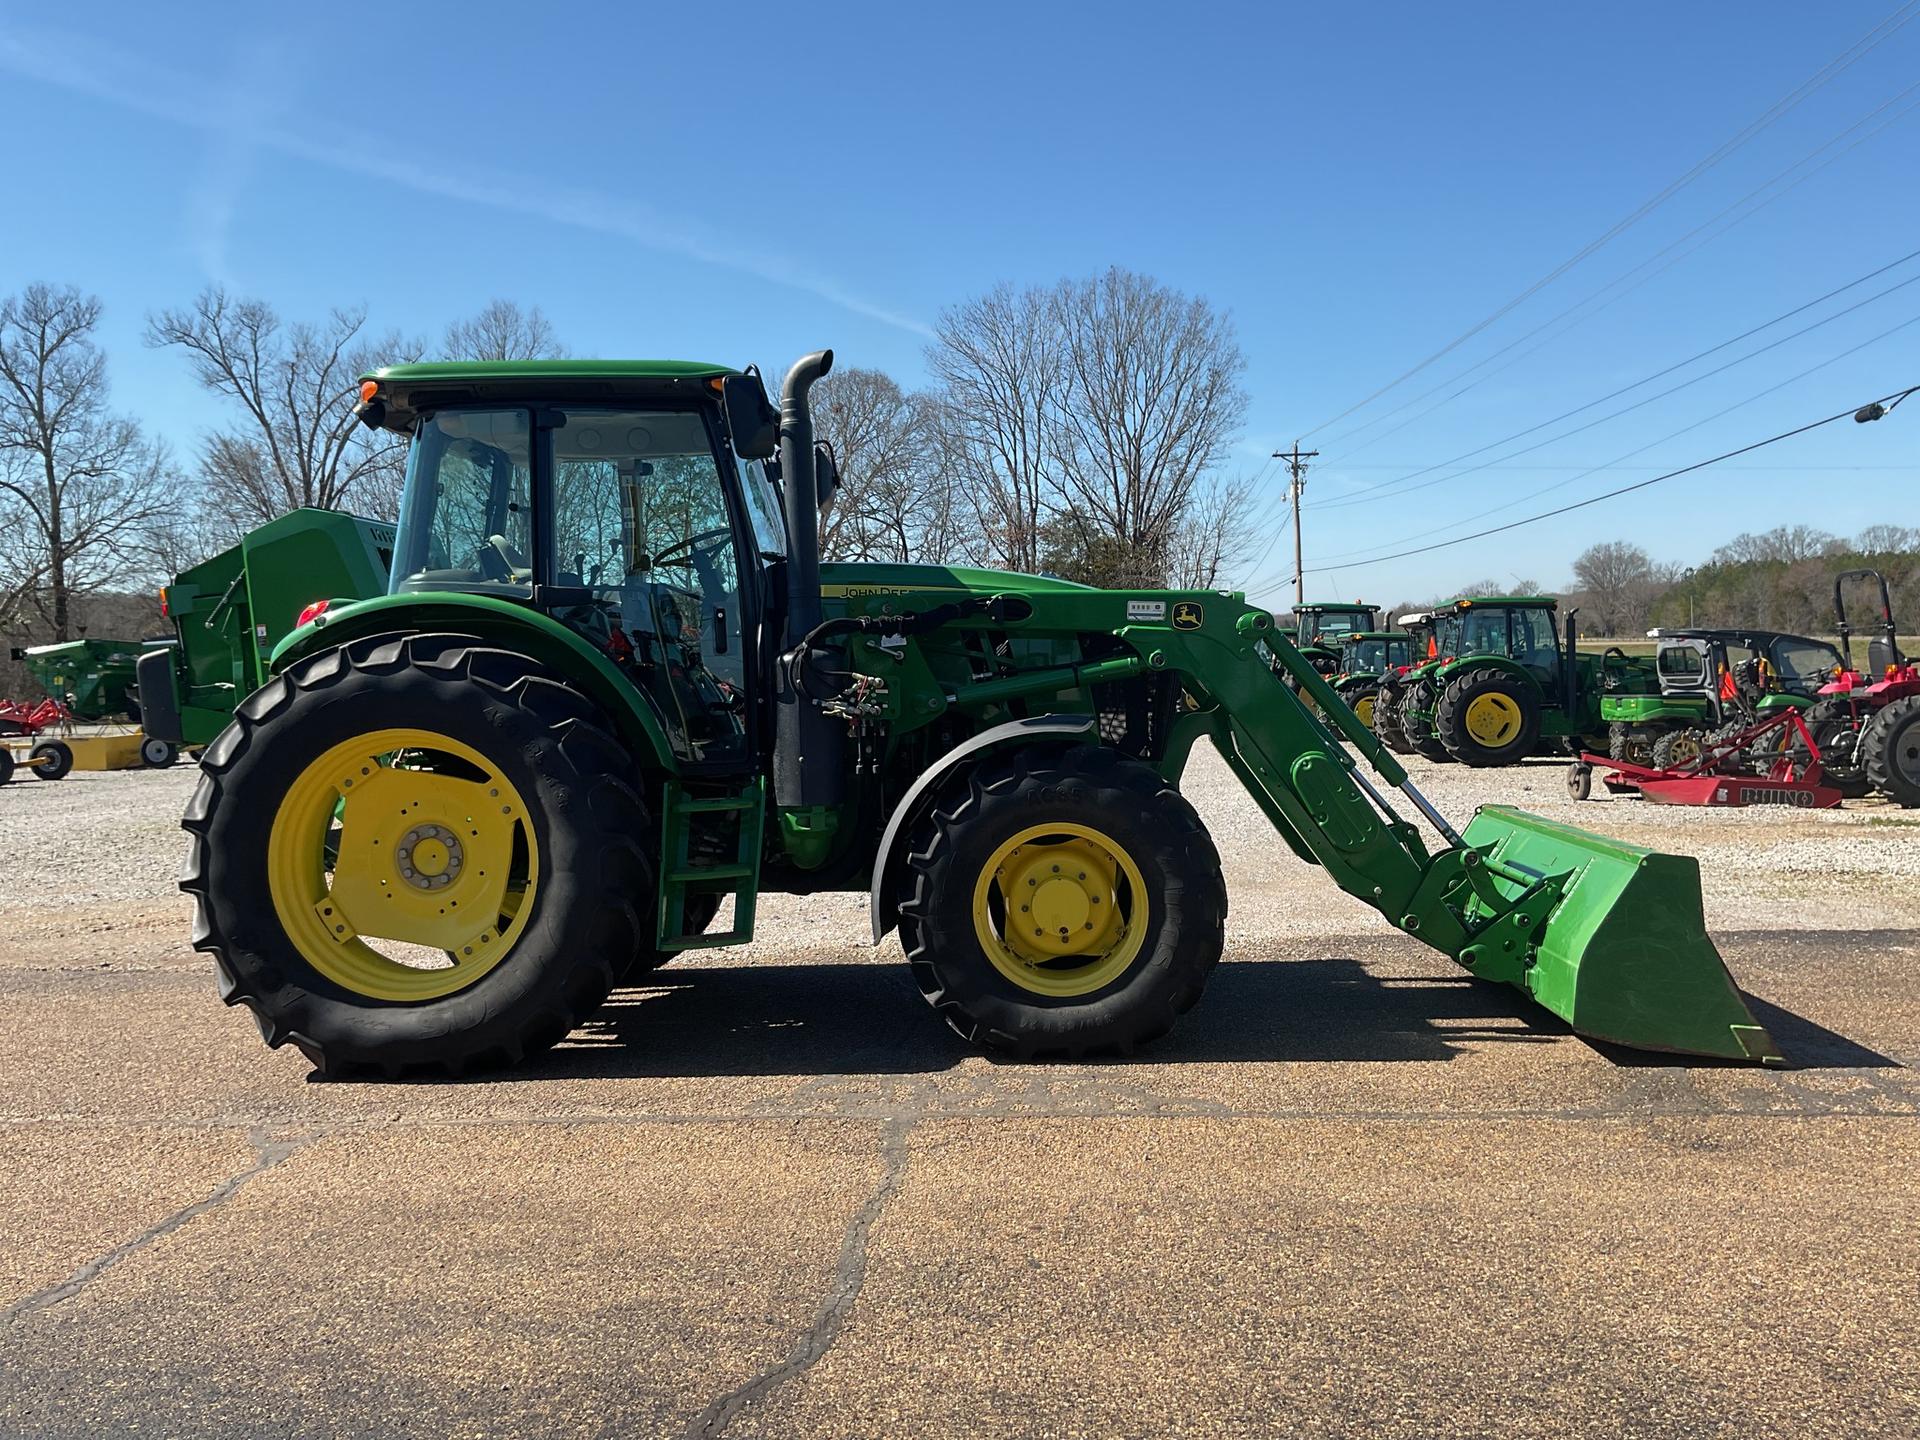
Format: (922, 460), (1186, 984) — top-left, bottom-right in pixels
(1459, 806), (1781, 1064)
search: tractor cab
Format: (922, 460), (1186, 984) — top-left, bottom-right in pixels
(1292, 602), (1378, 652)
(1336, 631), (1412, 681)
(1292, 602), (1379, 676)
(367, 361), (804, 770)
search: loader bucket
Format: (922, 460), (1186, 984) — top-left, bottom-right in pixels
(1459, 806), (1782, 1064)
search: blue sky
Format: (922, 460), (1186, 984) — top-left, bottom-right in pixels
(2, 0), (1915, 606)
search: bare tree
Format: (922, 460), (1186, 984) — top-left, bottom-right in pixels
(1714, 524), (1837, 566)
(1571, 540), (1658, 634)
(812, 366), (968, 564)
(0, 284), (178, 640)
(442, 299), (568, 362)
(1857, 524), (1920, 554)
(1051, 268), (1247, 585)
(146, 289), (419, 536)
(928, 284), (1064, 573)
(1164, 475), (1255, 588)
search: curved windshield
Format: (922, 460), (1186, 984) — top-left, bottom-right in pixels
(1346, 639), (1387, 671)
(1768, 637), (1843, 687)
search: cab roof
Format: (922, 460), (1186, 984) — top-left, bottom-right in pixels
(1449, 595), (1556, 611)
(1293, 601), (1373, 613)
(359, 360), (740, 433)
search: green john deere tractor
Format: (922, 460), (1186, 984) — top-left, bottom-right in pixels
(179, 354), (1778, 1075)
(1601, 628), (1840, 772)
(1330, 630), (1413, 730)
(1397, 596), (1654, 767)
(1291, 602), (1379, 677)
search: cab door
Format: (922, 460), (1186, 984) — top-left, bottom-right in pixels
(543, 407), (757, 769)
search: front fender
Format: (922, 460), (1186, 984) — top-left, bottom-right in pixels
(273, 591), (678, 770)
(867, 713), (1097, 945)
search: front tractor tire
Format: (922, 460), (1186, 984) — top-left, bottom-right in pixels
(1435, 667), (1541, 767)
(898, 745), (1226, 1059)
(181, 633), (655, 1078)
(1402, 680), (1453, 763)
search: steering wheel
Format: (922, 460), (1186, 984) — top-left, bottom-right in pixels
(651, 528), (732, 569)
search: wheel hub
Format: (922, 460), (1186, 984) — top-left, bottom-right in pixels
(972, 824), (1148, 997)
(1465, 693), (1521, 745)
(397, 825), (463, 890)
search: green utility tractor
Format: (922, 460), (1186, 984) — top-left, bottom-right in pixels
(1399, 596), (1654, 767)
(1291, 602), (1379, 676)
(1601, 629), (1839, 772)
(136, 507), (394, 767)
(179, 354), (1779, 1076)
(1330, 630), (1413, 731)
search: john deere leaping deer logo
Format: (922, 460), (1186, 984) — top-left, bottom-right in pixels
(1172, 601), (1204, 630)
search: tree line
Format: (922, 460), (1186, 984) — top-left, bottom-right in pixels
(1386, 523), (1920, 640)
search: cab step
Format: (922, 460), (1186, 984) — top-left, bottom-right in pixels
(655, 779), (764, 950)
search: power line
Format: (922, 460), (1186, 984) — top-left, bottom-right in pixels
(1297, 381), (1919, 576)
(1300, 310), (1920, 569)
(1307, 253), (1920, 515)
(1296, 0), (1920, 440)
(1312, 76), (1920, 464)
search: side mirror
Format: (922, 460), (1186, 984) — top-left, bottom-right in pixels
(722, 370), (779, 460)
(813, 440), (841, 512)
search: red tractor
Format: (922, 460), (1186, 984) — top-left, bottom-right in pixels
(1801, 569), (1920, 806)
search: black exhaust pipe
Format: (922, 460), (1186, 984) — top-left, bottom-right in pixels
(773, 349), (837, 810)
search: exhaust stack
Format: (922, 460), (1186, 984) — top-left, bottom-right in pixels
(773, 350), (839, 811)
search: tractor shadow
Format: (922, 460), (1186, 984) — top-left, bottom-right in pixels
(482, 953), (1854, 1081)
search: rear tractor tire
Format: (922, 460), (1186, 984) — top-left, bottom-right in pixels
(181, 632), (657, 1078)
(1861, 695), (1920, 808)
(1435, 667), (1541, 767)
(0, 748), (13, 785)
(898, 744), (1226, 1059)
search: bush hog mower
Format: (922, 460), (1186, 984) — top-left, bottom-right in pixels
(1569, 706), (1844, 810)
(179, 354), (1782, 1076)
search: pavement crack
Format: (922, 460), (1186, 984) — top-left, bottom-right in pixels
(683, 1116), (913, 1438)
(3, 1126), (318, 1323)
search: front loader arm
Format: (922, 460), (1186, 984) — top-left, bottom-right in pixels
(1146, 603), (1779, 1064)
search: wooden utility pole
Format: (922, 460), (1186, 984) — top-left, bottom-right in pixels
(1272, 442), (1318, 605)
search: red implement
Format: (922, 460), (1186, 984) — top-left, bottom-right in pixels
(1571, 708), (1844, 809)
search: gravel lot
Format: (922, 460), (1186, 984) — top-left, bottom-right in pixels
(2, 748), (1916, 1438)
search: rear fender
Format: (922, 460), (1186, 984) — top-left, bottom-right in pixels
(271, 591), (678, 770)
(868, 714), (1097, 944)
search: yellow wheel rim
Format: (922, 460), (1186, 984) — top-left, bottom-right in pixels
(1463, 692), (1523, 746)
(1355, 695), (1376, 729)
(970, 822), (1148, 998)
(266, 727), (539, 1002)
